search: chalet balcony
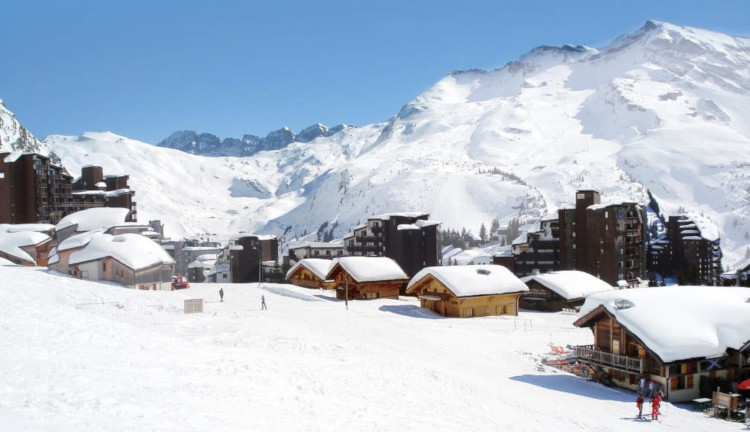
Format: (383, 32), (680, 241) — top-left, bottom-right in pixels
(356, 235), (380, 243)
(575, 345), (645, 374)
(371, 225), (383, 233)
(347, 245), (382, 253)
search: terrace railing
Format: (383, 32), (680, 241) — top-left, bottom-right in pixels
(575, 345), (644, 374)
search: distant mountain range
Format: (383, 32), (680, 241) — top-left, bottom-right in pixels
(4, 20), (750, 266)
(157, 123), (352, 157)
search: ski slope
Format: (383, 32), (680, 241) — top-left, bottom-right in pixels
(0, 264), (738, 431)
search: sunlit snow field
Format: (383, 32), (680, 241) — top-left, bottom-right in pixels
(0, 264), (739, 431)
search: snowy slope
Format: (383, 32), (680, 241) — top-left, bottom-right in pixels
(0, 99), (51, 157)
(42, 21), (750, 264)
(0, 264), (738, 431)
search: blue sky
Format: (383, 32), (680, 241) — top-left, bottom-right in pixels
(2, 0), (748, 144)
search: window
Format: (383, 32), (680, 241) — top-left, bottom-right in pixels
(102, 262), (107, 272)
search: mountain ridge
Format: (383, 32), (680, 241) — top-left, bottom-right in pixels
(22, 20), (750, 266)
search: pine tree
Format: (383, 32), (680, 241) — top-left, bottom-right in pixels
(479, 223), (487, 243)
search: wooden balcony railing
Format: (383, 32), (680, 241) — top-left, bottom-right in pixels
(575, 345), (645, 374)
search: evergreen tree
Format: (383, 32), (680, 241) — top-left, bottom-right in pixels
(490, 218), (500, 237)
(479, 223), (487, 243)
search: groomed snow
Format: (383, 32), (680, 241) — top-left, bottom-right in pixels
(56, 207), (131, 232)
(408, 265), (528, 297)
(328, 256), (408, 282)
(69, 232), (175, 270)
(521, 270), (615, 300)
(0, 265), (736, 431)
(286, 258), (334, 281)
(578, 286), (750, 363)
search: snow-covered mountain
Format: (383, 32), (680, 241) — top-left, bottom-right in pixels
(0, 99), (59, 163)
(157, 123), (352, 157)
(39, 21), (750, 265)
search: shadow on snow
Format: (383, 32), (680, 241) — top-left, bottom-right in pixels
(510, 374), (633, 402)
(378, 304), (445, 319)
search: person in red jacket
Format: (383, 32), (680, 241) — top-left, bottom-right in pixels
(651, 394), (662, 420)
(636, 394), (645, 419)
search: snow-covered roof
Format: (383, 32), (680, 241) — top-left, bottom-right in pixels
(371, 212), (429, 221)
(3, 151), (23, 163)
(414, 219), (440, 228)
(407, 265), (528, 298)
(587, 201), (636, 211)
(95, 181), (107, 188)
(0, 256), (15, 265)
(206, 262), (230, 276)
(732, 256), (750, 272)
(448, 249), (492, 266)
(327, 257), (408, 283)
(188, 257), (216, 269)
(57, 231), (98, 253)
(397, 224), (421, 231)
(577, 286), (750, 363)
(0, 231), (50, 264)
(521, 270), (614, 300)
(0, 223), (55, 234)
(680, 215), (719, 242)
(57, 207), (131, 232)
(288, 240), (344, 250)
(286, 258), (335, 281)
(69, 233), (175, 270)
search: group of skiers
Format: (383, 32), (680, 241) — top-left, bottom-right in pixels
(636, 389), (663, 421)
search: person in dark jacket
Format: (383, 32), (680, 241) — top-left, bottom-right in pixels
(219, 287), (224, 302)
(261, 294), (267, 310)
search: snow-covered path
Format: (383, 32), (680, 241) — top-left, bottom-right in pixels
(0, 264), (738, 431)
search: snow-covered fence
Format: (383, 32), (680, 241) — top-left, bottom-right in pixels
(184, 299), (204, 314)
(513, 318), (533, 331)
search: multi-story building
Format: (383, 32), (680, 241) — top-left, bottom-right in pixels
(212, 235), (279, 283)
(0, 151), (74, 224)
(287, 240), (345, 264)
(344, 212), (440, 278)
(69, 165), (137, 220)
(161, 239), (223, 278)
(511, 214), (560, 277)
(648, 215), (722, 285)
(558, 190), (647, 286)
(0, 153), (137, 225)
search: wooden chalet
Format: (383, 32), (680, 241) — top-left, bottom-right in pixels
(286, 258), (335, 289)
(573, 286), (750, 402)
(325, 256), (409, 300)
(405, 265), (528, 318)
(520, 270), (614, 312)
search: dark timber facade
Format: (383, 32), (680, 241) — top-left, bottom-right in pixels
(344, 213), (440, 279)
(558, 190), (647, 286)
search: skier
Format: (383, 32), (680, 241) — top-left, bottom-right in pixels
(219, 287), (224, 302)
(651, 394), (662, 421)
(261, 295), (267, 310)
(636, 394), (645, 419)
